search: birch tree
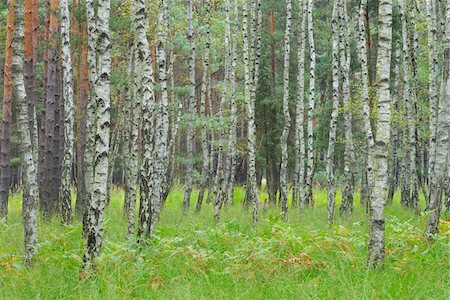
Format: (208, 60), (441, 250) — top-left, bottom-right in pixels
(280, 0), (292, 221)
(339, 0), (355, 216)
(150, 0), (170, 228)
(326, 0), (340, 224)
(368, 0), (393, 266)
(303, 0), (316, 209)
(243, 0), (259, 222)
(123, 41), (138, 231)
(227, 0), (239, 206)
(59, 0), (75, 225)
(196, 0), (211, 212)
(426, 0), (439, 202)
(214, 0), (231, 222)
(399, 0), (420, 211)
(136, 0), (156, 238)
(183, 0), (195, 212)
(83, 0), (111, 269)
(426, 0), (450, 237)
(12, 0), (39, 266)
(358, 0), (374, 210)
(293, 0), (307, 210)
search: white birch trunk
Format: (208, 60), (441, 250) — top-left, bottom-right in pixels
(368, 0), (393, 266)
(426, 0), (450, 236)
(183, 0), (195, 212)
(214, 0), (232, 222)
(399, 0), (420, 211)
(83, 0), (111, 269)
(280, 0), (292, 222)
(13, 0), (39, 265)
(303, 0), (316, 209)
(339, 0), (355, 216)
(294, 0), (307, 211)
(196, 0), (211, 212)
(150, 0), (170, 230)
(59, 0), (74, 225)
(326, 0), (340, 224)
(136, 0), (156, 238)
(227, 0), (239, 206)
(427, 0), (439, 202)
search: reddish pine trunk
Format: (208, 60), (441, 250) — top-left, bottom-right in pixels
(0, 0), (15, 218)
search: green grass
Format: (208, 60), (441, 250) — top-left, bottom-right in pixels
(1, 188), (449, 299)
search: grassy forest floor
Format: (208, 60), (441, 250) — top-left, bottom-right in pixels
(0, 188), (449, 299)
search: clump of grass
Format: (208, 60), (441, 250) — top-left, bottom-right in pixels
(0, 188), (448, 299)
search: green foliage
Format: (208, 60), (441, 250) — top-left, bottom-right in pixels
(0, 190), (448, 299)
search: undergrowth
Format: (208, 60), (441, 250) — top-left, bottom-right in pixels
(0, 188), (449, 299)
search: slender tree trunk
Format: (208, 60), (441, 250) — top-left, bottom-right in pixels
(13, 0), (39, 266)
(83, 0), (111, 269)
(59, 0), (75, 225)
(0, 0), (15, 218)
(427, 0), (449, 237)
(400, 0), (420, 212)
(24, 0), (38, 178)
(427, 0), (439, 208)
(227, 0), (239, 206)
(388, 43), (401, 205)
(196, 0), (211, 213)
(124, 42), (139, 235)
(293, 0), (306, 211)
(339, 0), (355, 217)
(368, 0), (393, 267)
(243, 0), (259, 222)
(214, 0), (231, 222)
(303, 0), (316, 209)
(183, 0), (195, 212)
(326, 0), (339, 224)
(41, 0), (60, 217)
(136, 0), (156, 238)
(149, 0), (170, 231)
(358, 0), (374, 212)
(279, 0), (292, 222)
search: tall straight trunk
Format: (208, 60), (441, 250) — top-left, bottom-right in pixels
(0, 0), (15, 218)
(427, 0), (439, 206)
(41, 0), (60, 217)
(196, 0), (211, 213)
(214, 0), (231, 222)
(183, 0), (195, 212)
(59, 0), (75, 225)
(75, 23), (88, 217)
(339, 0), (355, 217)
(83, 0), (111, 269)
(427, 0), (449, 236)
(227, 0), (239, 206)
(326, 0), (339, 224)
(124, 42), (139, 235)
(150, 0), (170, 231)
(358, 0), (374, 211)
(24, 0), (38, 171)
(206, 75), (215, 204)
(293, 0), (306, 209)
(388, 43), (401, 205)
(243, 0), (259, 222)
(303, 0), (316, 209)
(136, 0), (156, 238)
(368, 0), (393, 267)
(13, 0), (39, 266)
(399, 0), (420, 211)
(280, 0), (292, 222)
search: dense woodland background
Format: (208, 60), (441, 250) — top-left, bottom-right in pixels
(0, 0), (449, 298)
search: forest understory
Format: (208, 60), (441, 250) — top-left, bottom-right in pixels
(1, 188), (448, 299)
